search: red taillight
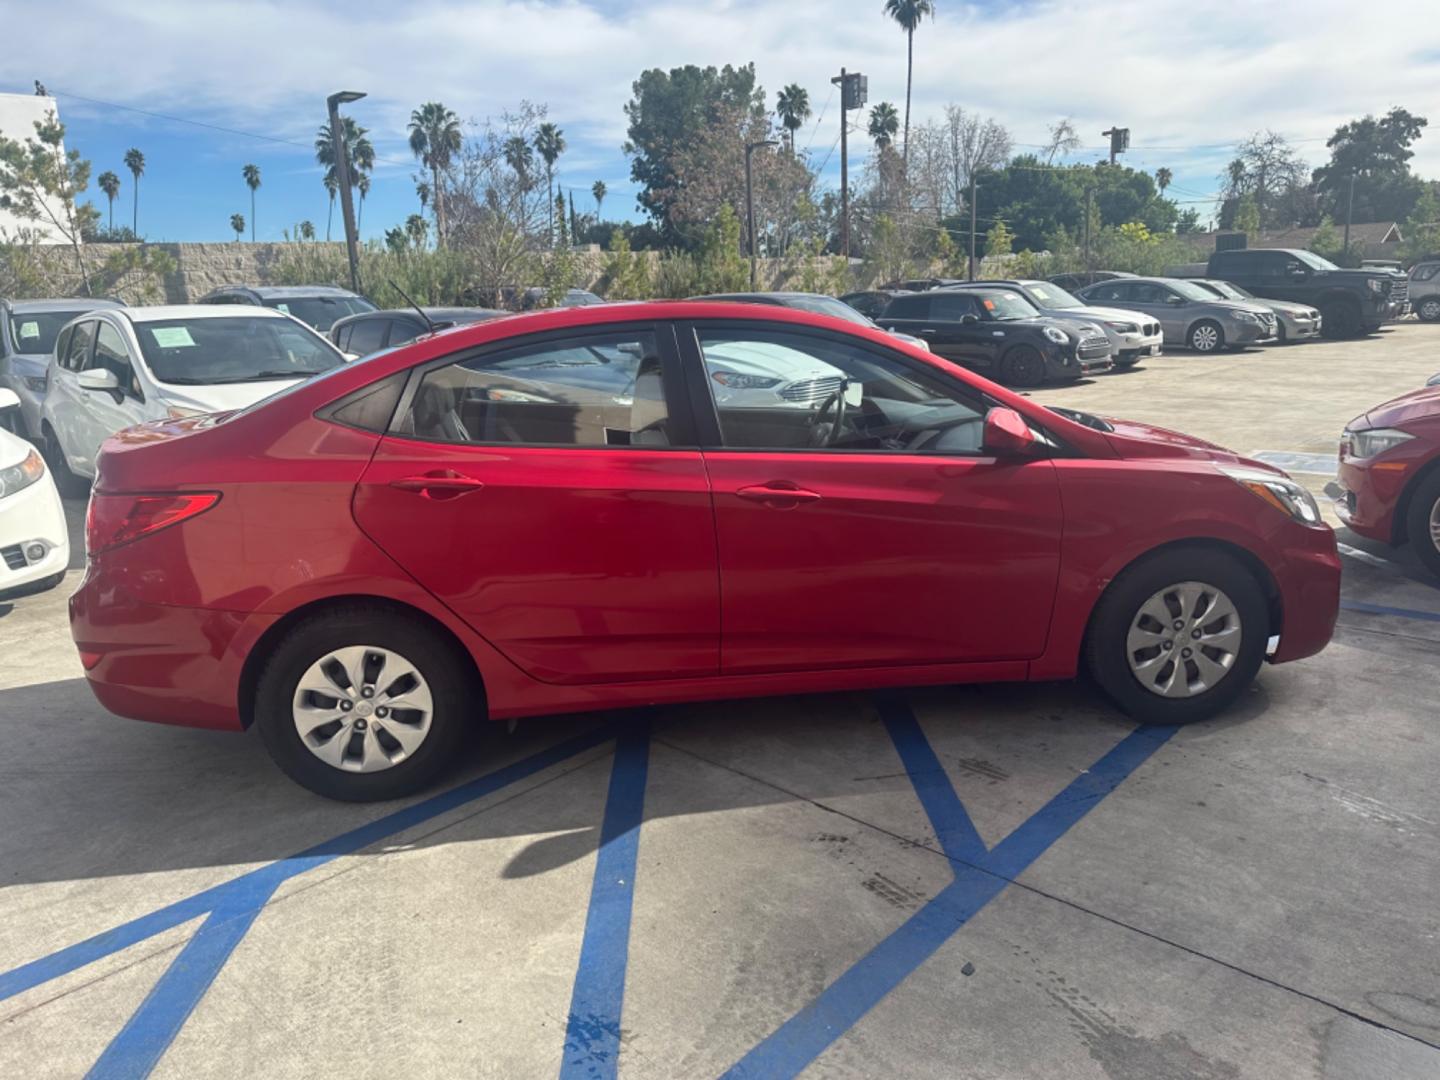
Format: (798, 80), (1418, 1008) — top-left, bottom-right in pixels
(86, 492), (221, 555)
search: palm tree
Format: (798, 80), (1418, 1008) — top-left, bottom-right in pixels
(230, 213), (245, 242)
(404, 213), (429, 248)
(97, 171), (120, 233)
(592, 180), (607, 218)
(356, 172), (370, 233)
(504, 136), (534, 188)
(776, 84), (811, 154)
(869, 102), (899, 150)
(323, 172), (338, 241)
(123, 148), (145, 234)
(416, 180), (430, 214)
(242, 163), (261, 241)
(882, 0), (934, 169)
(299, 220), (315, 241)
(315, 117), (374, 239)
(533, 123), (566, 244)
(407, 102), (462, 246)
(1155, 167), (1173, 196)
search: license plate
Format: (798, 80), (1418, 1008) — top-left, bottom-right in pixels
(1148, 344), (1161, 355)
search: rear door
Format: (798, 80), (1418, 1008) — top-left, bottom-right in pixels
(353, 322), (720, 685)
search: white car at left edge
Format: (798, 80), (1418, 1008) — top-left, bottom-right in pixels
(0, 388), (69, 598)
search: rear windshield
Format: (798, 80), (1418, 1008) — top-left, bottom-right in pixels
(262, 295), (376, 330)
(134, 316), (346, 385)
(6, 310), (91, 355)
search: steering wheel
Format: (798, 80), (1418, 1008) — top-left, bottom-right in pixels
(811, 383), (849, 448)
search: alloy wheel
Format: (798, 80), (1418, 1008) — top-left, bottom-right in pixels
(1429, 497), (1440, 554)
(1421, 298), (1440, 321)
(291, 645), (434, 772)
(1125, 582), (1242, 698)
(1190, 324), (1220, 352)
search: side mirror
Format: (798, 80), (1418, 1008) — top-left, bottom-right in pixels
(960, 313), (979, 325)
(1166, 295), (1186, 306)
(983, 407), (1038, 457)
(1288, 265), (1308, 278)
(0, 388), (19, 411)
(77, 369), (120, 393)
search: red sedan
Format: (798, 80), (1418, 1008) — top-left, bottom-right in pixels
(1336, 384), (1440, 576)
(71, 302), (1340, 800)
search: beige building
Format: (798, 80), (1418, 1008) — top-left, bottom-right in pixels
(0, 90), (69, 244)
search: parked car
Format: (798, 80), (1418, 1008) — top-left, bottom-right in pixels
(1335, 384), (1440, 577)
(690, 292), (930, 350)
(1408, 258), (1440, 322)
(1, 297), (127, 440)
(838, 289), (916, 319)
(331, 307), (506, 358)
(944, 279), (1163, 367)
(1189, 280), (1322, 343)
(1204, 249), (1406, 338)
(877, 288), (1112, 385)
(521, 287), (605, 310)
(41, 306), (347, 492)
(1047, 271), (1135, 292)
(70, 301), (1340, 800)
(879, 277), (965, 292)
(0, 389), (69, 598)
(197, 285), (376, 331)
(1077, 277), (1277, 353)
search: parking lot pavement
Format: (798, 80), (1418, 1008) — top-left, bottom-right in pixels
(3, 329), (1440, 1078)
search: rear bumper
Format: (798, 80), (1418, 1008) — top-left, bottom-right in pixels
(1268, 525), (1342, 664)
(69, 564), (270, 731)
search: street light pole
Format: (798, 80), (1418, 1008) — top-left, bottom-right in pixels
(327, 90), (367, 295)
(746, 139), (778, 290)
(1343, 170), (1356, 255)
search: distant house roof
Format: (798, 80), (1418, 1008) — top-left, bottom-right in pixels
(1178, 221), (1403, 254)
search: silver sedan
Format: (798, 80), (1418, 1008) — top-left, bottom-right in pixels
(1077, 277), (1278, 353)
(1190, 280), (1321, 343)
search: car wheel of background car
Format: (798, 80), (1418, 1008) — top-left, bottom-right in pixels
(1187, 320), (1224, 353)
(999, 345), (1046, 387)
(1319, 298), (1361, 339)
(1274, 322), (1288, 345)
(1417, 297), (1440, 323)
(254, 605), (477, 801)
(1402, 469), (1440, 579)
(1085, 548), (1268, 726)
(39, 425), (89, 498)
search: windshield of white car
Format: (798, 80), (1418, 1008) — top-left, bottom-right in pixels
(6, 310), (90, 355)
(973, 290), (1041, 321)
(134, 317), (347, 385)
(261, 295), (375, 330)
(1021, 283), (1083, 309)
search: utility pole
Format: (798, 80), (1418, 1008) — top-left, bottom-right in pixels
(968, 174), (978, 281)
(1343, 171), (1356, 255)
(830, 68), (867, 259)
(327, 90), (367, 295)
(1101, 126), (1129, 166)
(745, 139), (778, 290)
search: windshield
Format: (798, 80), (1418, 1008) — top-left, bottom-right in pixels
(6, 310), (92, 355)
(1020, 282), (1083, 309)
(1204, 281), (1251, 301)
(781, 295), (876, 327)
(262, 295), (375, 330)
(1293, 250), (1339, 272)
(134, 316), (346, 385)
(1170, 280), (1224, 301)
(974, 290), (1041, 320)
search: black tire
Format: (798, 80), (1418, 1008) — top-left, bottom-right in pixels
(254, 605), (480, 801)
(1404, 469), (1440, 580)
(1417, 297), (1440, 323)
(1187, 320), (1224, 353)
(999, 345), (1046, 387)
(1319, 298), (1361, 339)
(41, 426), (89, 498)
(1085, 548), (1269, 726)
(1274, 321), (1288, 345)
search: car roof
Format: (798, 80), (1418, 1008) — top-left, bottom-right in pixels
(4, 297), (127, 313)
(205, 285), (363, 299)
(116, 305), (295, 324)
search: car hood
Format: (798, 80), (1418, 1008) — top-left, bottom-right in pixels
(1203, 300), (1276, 317)
(1054, 304), (1154, 326)
(153, 377), (309, 414)
(0, 425), (38, 470)
(1100, 416), (1279, 472)
(1355, 385), (1440, 430)
(1314, 268), (1403, 284)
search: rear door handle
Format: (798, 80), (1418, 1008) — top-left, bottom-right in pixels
(736, 483), (822, 507)
(390, 470), (486, 499)
(918, 328), (938, 335)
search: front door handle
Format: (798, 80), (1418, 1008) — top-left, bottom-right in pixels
(918, 328), (938, 335)
(736, 482), (822, 508)
(390, 470), (486, 500)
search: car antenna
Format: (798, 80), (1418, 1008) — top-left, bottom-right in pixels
(388, 279), (437, 335)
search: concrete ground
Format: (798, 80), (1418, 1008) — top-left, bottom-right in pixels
(2, 323), (1439, 1079)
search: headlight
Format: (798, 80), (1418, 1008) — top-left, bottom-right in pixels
(0, 448), (45, 499)
(1104, 320), (1138, 333)
(1231, 310), (1260, 323)
(1366, 279), (1384, 294)
(22, 375), (47, 393)
(1220, 466), (1322, 526)
(1043, 326), (1070, 345)
(1344, 427), (1414, 460)
(710, 370), (781, 389)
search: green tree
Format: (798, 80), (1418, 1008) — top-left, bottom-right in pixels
(1, 110), (94, 287)
(868, 102), (899, 150)
(503, 136), (533, 189)
(123, 147), (144, 235)
(882, 0), (934, 169)
(554, 190), (568, 246)
(298, 220), (315, 241)
(694, 204), (747, 293)
(1218, 131), (1310, 229)
(600, 228), (653, 299)
(776, 84), (811, 154)
(1309, 215), (1342, 261)
(322, 171), (338, 241)
(356, 172), (370, 233)
(1232, 194), (1260, 239)
(404, 213), (429, 248)
(1155, 167), (1171, 195)
(1313, 107), (1429, 224)
(315, 117), (374, 237)
(230, 212), (245, 241)
(592, 179), (607, 217)
(534, 122), (567, 245)
(242, 163), (261, 241)
(1401, 184), (1440, 262)
(408, 102), (462, 245)
(984, 218), (1013, 261)
(97, 169), (120, 232)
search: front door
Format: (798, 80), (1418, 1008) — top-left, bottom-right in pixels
(683, 321), (1063, 675)
(74, 321), (150, 472)
(353, 323), (719, 685)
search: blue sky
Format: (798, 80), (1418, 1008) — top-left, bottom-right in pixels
(4, 0), (1440, 244)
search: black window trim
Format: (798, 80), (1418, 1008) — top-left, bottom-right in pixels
(66, 319), (98, 372)
(384, 320), (702, 451)
(92, 317), (146, 404)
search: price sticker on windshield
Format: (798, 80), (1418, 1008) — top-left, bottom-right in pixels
(982, 299), (996, 310)
(151, 327), (197, 349)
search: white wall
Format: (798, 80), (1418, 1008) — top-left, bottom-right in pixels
(0, 92), (69, 244)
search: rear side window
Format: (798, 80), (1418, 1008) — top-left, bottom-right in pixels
(928, 293), (977, 320)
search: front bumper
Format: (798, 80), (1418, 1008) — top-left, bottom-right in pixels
(1277, 312), (1321, 340)
(1267, 523), (1342, 664)
(0, 470), (69, 595)
(1333, 455), (1410, 543)
(1227, 319), (1276, 345)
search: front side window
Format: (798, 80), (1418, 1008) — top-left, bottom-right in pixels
(698, 328), (985, 454)
(64, 321), (96, 371)
(971, 290), (1040, 320)
(1087, 283), (1129, 303)
(92, 322), (143, 398)
(401, 329), (670, 447)
(133, 316), (345, 385)
(1411, 263), (1439, 281)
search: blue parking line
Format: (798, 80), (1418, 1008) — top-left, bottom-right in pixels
(720, 705), (1177, 1080)
(1341, 599), (1440, 624)
(560, 725), (651, 1080)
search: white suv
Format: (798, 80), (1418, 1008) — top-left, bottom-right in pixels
(1409, 260), (1440, 322)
